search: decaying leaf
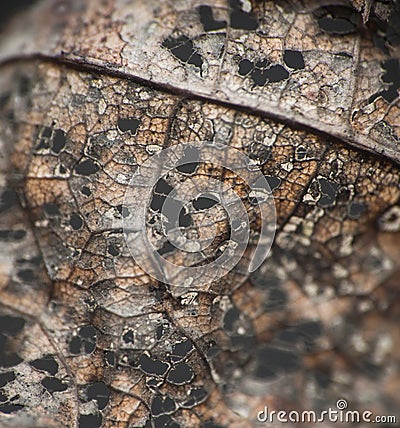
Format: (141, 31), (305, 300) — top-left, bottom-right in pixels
(0, 1), (399, 427)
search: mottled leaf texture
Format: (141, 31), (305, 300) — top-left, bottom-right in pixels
(0, 1), (399, 428)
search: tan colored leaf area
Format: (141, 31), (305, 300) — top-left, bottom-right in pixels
(0, 1), (399, 427)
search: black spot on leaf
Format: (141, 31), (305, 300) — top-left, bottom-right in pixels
(30, 355), (59, 375)
(122, 329), (134, 344)
(117, 117), (140, 134)
(369, 59), (400, 103)
(162, 35), (203, 71)
(230, 0), (258, 30)
(79, 414), (102, 428)
(87, 382), (110, 410)
(315, 6), (357, 34)
(283, 49), (305, 70)
(176, 145), (200, 174)
(193, 194), (219, 211)
(69, 326), (97, 355)
(153, 414), (180, 428)
(0, 371), (15, 388)
(51, 129), (66, 153)
(81, 186), (91, 196)
(238, 59), (253, 76)
(43, 203), (60, 217)
(265, 176), (281, 191)
(69, 213), (83, 230)
(151, 396), (176, 416)
(139, 354), (169, 376)
(0, 403), (24, 414)
(0, 189), (18, 214)
(167, 362), (194, 385)
(107, 244), (119, 256)
(0, 316), (25, 334)
(41, 377), (68, 393)
(318, 178), (339, 207)
(348, 201), (367, 219)
(182, 387), (208, 408)
(171, 340), (193, 362)
(0, 229), (26, 241)
(198, 6), (226, 31)
(17, 268), (35, 282)
(75, 159), (99, 176)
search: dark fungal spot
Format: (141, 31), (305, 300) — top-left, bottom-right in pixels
(182, 387), (208, 408)
(155, 178), (173, 196)
(262, 64), (290, 83)
(254, 345), (301, 379)
(193, 194), (219, 211)
(167, 362), (194, 385)
(104, 350), (115, 366)
(69, 213), (83, 230)
(0, 403), (24, 414)
(198, 5), (226, 32)
(265, 176), (281, 192)
(156, 325), (164, 340)
(75, 159), (99, 176)
(318, 16), (355, 33)
(238, 57), (289, 86)
(0, 229), (26, 241)
(79, 414), (102, 428)
(150, 194), (166, 212)
(0, 315), (25, 334)
(117, 117), (140, 134)
(17, 268), (35, 282)
(139, 353), (169, 376)
(87, 382), (110, 410)
(69, 326), (97, 355)
(153, 415), (180, 428)
(0, 352), (23, 368)
(171, 340), (193, 363)
(29, 355), (59, 376)
(283, 49), (305, 70)
(223, 307), (240, 332)
(238, 58), (253, 76)
(162, 35), (203, 71)
(51, 129), (66, 153)
(41, 377), (68, 393)
(369, 59), (400, 103)
(107, 244), (119, 256)
(151, 396), (176, 416)
(315, 5), (357, 34)
(318, 177), (339, 207)
(178, 209), (192, 228)
(81, 186), (91, 196)
(0, 189), (18, 214)
(176, 145), (200, 174)
(158, 241), (176, 256)
(116, 204), (130, 218)
(348, 201), (367, 219)
(43, 203), (60, 217)
(0, 371), (15, 388)
(229, 0), (258, 30)
(122, 329), (134, 344)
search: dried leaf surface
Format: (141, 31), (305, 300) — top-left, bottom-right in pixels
(0, 1), (399, 428)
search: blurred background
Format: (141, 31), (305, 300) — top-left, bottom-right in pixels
(1, 0), (39, 31)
